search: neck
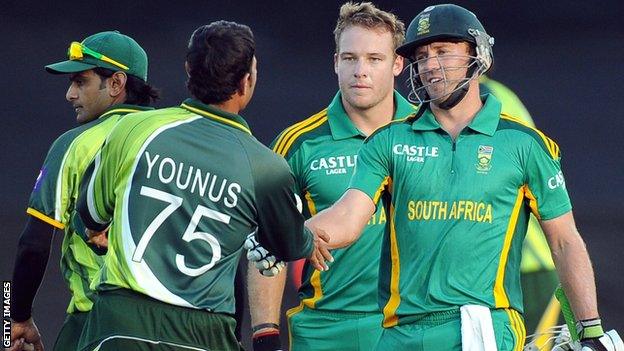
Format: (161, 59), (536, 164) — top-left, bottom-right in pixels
(342, 92), (395, 136)
(430, 82), (482, 140)
(211, 98), (241, 115)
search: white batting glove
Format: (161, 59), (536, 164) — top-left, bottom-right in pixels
(244, 233), (285, 277)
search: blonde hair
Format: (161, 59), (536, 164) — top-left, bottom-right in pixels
(334, 2), (405, 53)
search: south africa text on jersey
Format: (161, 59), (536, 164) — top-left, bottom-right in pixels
(144, 152), (241, 208)
(407, 200), (493, 223)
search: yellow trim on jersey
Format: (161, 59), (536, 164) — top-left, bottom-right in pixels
(523, 185), (541, 220)
(515, 309), (526, 350)
(500, 114), (560, 159)
(373, 177), (391, 204)
(180, 103), (252, 135)
(273, 110), (327, 155)
(534, 294), (561, 351)
(26, 207), (65, 229)
(304, 191), (317, 215)
(301, 270), (323, 309)
(505, 309), (520, 351)
(99, 108), (141, 119)
(286, 302), (305, 351)
(278, 116), (328, 157)
(506, 309), (526, 351)
(382, 204), (401, 327)
(494, 188), (525, 308)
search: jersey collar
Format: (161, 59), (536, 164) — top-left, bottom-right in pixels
(180, 98), (252, 135)
(327, 90), (417, 140)
(411, 94), (501, 136)
(98, 104), (153, 120)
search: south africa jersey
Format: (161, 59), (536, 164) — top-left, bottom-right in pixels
(27, 104), (151, 313)
(272, 91), (416, 312)
(78, 98), (313, 314)
(349, 94), (571, 327)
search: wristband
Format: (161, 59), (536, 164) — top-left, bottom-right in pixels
(252, 323), (280, 333)
(577, 318), (604, 339)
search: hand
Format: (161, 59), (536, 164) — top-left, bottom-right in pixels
(244, 233), (285, 277)
(86, 228), (108, 249)
(580, 338), (608, 351)
(579, 329), (623, 351)
(9, 318), (43, 351)
(306, 226), (333, 272)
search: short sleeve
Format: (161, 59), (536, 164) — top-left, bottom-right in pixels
(524, 139), (572, 220)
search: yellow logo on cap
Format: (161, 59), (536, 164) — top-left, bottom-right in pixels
(417, 14), (431, 35)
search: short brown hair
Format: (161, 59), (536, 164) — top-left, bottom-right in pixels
(334, 2), (405, 53)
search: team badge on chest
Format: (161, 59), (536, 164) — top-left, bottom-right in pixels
(475, 145), (493, 173)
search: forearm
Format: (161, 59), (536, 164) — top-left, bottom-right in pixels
(306, 206), (360, 249)
(11, 217), (55, 322)
(247, 261), (287, 329)
(543, 212), (599, 320)
(306, 189), (375, 250)
(550, 232), (599, 320)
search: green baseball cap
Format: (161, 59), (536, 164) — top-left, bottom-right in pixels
(45, 31), (148, 81)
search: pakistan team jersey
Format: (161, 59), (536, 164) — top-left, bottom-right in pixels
(27, 104), (151, 313)
(272, 91), (416, 312)
(77, 98), (313, 314)
(349, 94), (571, 327)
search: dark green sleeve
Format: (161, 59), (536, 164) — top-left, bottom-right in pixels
(27, 133), (73, 224)
(250, 150), (313, 261)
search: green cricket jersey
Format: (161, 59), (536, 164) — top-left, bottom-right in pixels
(77, 98), (313, 314)
(272, 91), (417, 312)
(26, 104), (151, 313)
(480, 76), (556, 274)
(349, 94), (571, 327)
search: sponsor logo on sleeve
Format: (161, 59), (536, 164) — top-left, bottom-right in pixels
(548, 171), (566, 189)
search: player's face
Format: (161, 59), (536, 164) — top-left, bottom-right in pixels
(413, 41), (472, 102)
(335, 25), (403, 111)
(66, 70), (115, 123)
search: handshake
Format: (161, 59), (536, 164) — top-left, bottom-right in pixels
(244, 227), (333, 277)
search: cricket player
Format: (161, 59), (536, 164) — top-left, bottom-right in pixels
(254, 4), (617, 350)
(247, 3), (414, 351)
(8, 31), (158, 351)
(75, 21), (328, 351)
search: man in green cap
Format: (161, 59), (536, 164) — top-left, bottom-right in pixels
(8, 30), (158, 351)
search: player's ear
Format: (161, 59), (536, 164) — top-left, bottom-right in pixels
(238, 72), (251, 97)
(108, 72), (127, 98)
(393, 55), (404, 77)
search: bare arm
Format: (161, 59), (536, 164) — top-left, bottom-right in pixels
(306, 189), (376, 250)
(541, 210), (599, 320)
(247, 261), (287, 330)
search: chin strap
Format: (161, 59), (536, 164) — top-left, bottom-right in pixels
(435, 57), (480, 110)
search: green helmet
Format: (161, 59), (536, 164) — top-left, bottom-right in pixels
(396, 3), (494, 70)
(398, 4), (495, 109)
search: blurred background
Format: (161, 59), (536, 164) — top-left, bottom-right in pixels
(1, 0), (623, 349)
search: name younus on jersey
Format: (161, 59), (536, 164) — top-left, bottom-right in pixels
(143, 151), (241, 208)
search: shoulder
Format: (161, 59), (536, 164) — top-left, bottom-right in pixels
(45, 118), (105, 159)
(271, 108), (331, 158)
(497, 114), (560, 159)
(364, 112), (420, 144)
